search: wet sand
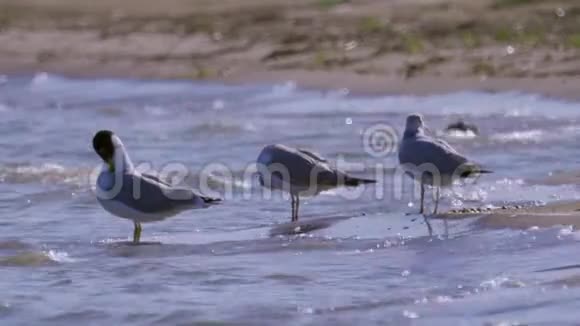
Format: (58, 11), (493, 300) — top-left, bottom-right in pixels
(435, 200), (580, 229)
(0, 0), (579, 99)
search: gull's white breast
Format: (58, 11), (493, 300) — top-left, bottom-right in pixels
(96, 171), (180, 223)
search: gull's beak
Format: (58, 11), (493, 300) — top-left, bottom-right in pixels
(97, 147), (115, 172)
(107, 159), (114, 172)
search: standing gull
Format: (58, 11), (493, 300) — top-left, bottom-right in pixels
(398, 114), (491, 234)
(92, 130), (221, 244)
(256, 144), (375, 222)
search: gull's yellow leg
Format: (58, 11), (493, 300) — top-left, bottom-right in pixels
(133, 222), (142, 244)
(295, 196), (300, 222)
(420, 183), (433, 236)
(291, 195), (296, 222)
(433, 186), (440, 215)
(420, 182), (425, 215)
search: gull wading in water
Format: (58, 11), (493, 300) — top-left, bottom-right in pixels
(398, 114), (491, 235)
(92, 130), (221, 244)
(257, 144), (375, 222)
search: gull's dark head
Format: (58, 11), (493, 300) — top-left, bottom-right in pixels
(405, 114), (425, 132)
(92, 130), (115, 165)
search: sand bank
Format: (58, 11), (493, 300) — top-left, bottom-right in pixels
(435, 200), (580, 230)
(0, 0), (579, 99)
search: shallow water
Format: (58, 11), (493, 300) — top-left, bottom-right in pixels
(1, 74), (580, 325)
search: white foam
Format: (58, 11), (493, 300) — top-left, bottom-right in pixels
(44, 250), (75, 263)
(490, 130), (544, 143)
(0, 163), (88, 186)
(444, 129), (478, 139)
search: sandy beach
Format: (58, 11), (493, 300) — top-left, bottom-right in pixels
(0, 0), (579, 99)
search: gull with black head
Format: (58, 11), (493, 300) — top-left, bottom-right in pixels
(92, 130), (221, 244)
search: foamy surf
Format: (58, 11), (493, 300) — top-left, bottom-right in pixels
(0, 163), (90, 186)
(490, 130), (544, 143)
(443, 129), (478, 139)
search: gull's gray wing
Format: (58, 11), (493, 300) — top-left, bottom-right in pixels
(142, 173), (221, 205)
(297, 148), (328, 163)
(106, 173), (217, 215)
(399, 135), (469, 176)
(434, 138), (461, 155)
(257, 144), (339, 189)
(142, 173), (172, 187)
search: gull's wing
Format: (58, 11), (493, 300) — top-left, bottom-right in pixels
(399, 135), (469, 176)
(297, 148), (328, 163)
(296, 147), (375, 185)
(141, 173), (221, 204)
(106, 173), (218, 215)
(434, 138), (461, 155)
(142, 173), (172, 187)
(257, 144), (339, 189)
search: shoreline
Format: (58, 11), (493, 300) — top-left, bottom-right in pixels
(1, 0), (580, 101)
(222, 69), (580, 100)
(3, 61), (579, 101)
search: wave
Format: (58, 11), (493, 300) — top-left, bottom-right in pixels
(443, 129), (478, 139)
(248, 90), (579, 119)
(0, 163), (91, 187)
(6, 73), (579, 120)
(488, 124), (580, 145)
(27, 72), (50, 87)
(489, 130), (544, 143)
(186, 120), (257, 135)
(479, 276), (526, 290)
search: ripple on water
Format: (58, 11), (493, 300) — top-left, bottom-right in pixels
(264, 273), (312, 285)
(122, 282), (171, 294)
(187, 120), (257, 135)
(298, 297), (414, 316)
(101, 236), (348, 259)
(49, 279), (74, 287)
(152, 309), (205, 325)
(201, 276), (258, 287)
(0, 301), (13, 317)
(44, 310), (112, 323)
(479, 277), (526, 291)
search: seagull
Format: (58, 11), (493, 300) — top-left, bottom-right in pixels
(398, 114), (491, 234)
(92, 130), (221, 244)
(256, 144), (375, 222)
(445, 119), (479, 136)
